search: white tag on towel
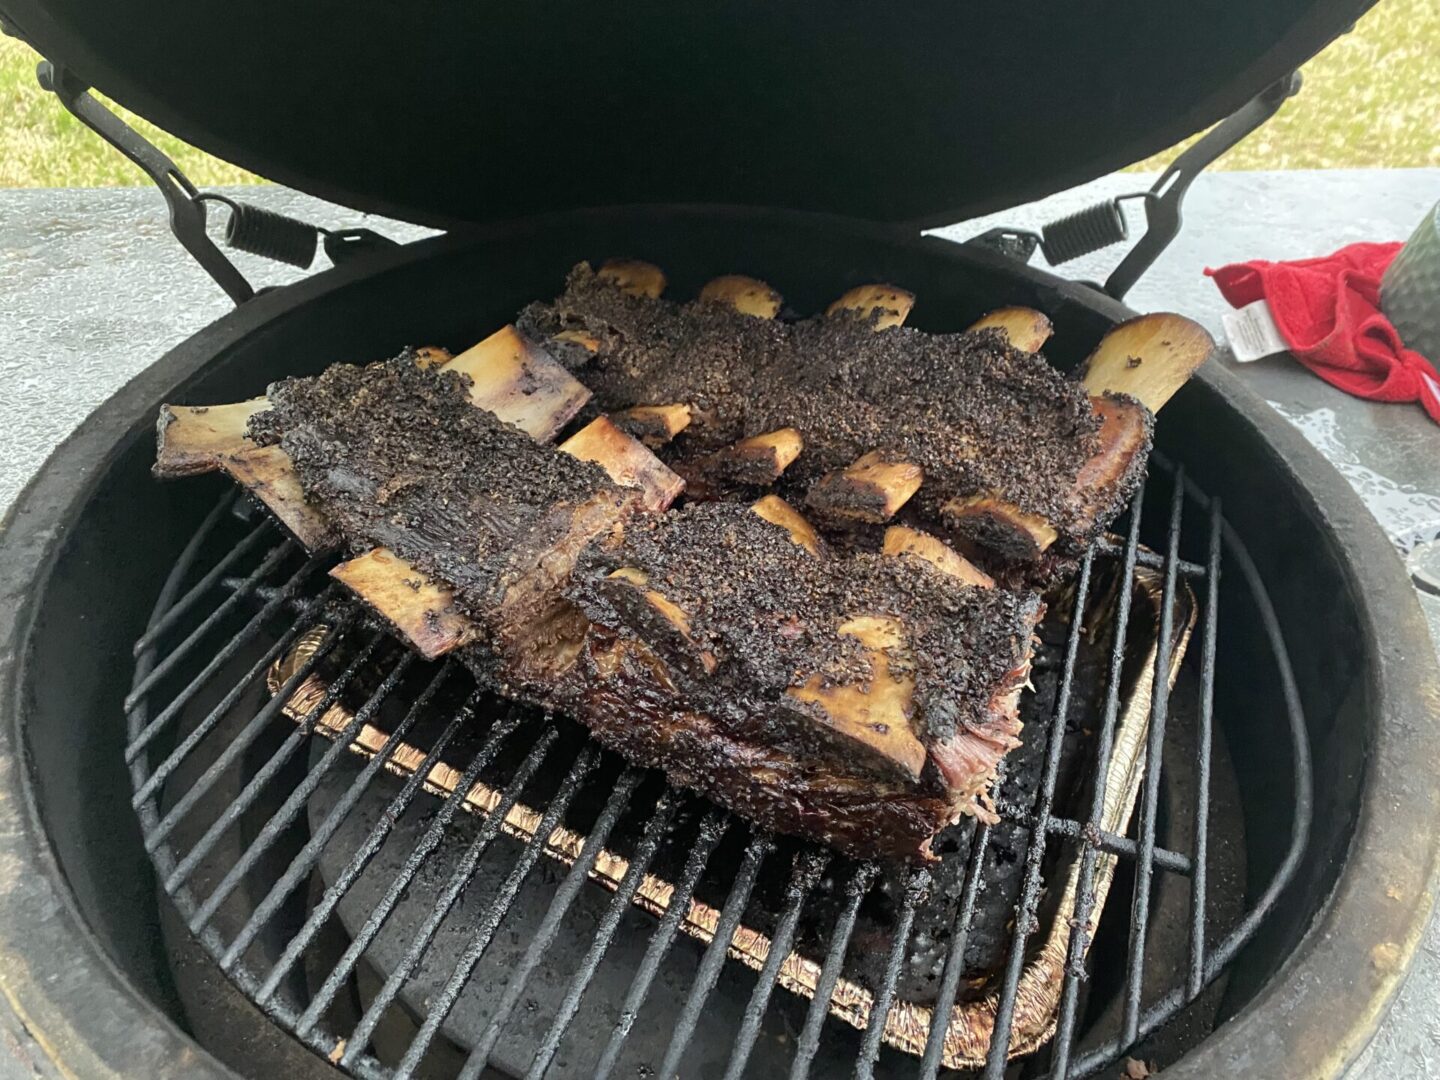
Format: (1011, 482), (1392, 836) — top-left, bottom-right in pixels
(1222, 299), (1290, 363)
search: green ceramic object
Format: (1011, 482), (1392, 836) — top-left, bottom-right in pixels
(1381, 199), (1440, 363)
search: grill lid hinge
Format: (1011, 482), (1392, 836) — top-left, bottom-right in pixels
(35, 61), (397, 306)
(968, 72), (1301, 300)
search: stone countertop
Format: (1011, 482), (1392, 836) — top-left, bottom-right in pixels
(934, 169), (1440, 556)
(1, 170), (1438, 1075)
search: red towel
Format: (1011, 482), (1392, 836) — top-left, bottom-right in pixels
(1207, 242), (1440, 425)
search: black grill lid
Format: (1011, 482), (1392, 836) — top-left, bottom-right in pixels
(4, 0), (1370, 229)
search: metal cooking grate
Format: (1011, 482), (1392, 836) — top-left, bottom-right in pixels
(125, 451), (1309, 1079)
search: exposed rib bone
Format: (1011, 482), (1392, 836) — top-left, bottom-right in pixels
(967, 307), (1054, 353)
(883, 526), (994, 588)
(156, 326), (568, 479)
(219, 445), (336, 550)
(612, 403), (694, 447)
(155, 344), (467, 479)
(943, 316), (1210, 562)
(941, 494), (1059, 562)
(1081, 312), (1213, 413)
(826, 284), (915, 329)
(411, 345), (454, 368)
(750, 495), (822, 556)
(332, 486), (636, 665)
(597, 259), (666, 299)
(158, 329), (590, 554)
(559, 417), (685, 512)
(443, 325), (591, 442)
(552, 329), (601, 353)
(1075, 396), (1150, 497)
(695, 427), (804, 486)
(330, 548), (478, 659)
(806, 451), (923, 523)
(600, 568), (717, 675)
(786, 615), (925, 781)
(699, 275), (783, 319)
(154, 398), (269, 478)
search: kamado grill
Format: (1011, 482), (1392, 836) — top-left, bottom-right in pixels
(1, 3), (1438, 1079)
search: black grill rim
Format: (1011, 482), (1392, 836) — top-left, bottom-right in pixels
(0, 208), (1433, 1080)
(124, 446), (1296, 1076)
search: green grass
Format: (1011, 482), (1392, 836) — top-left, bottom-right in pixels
(2, 0), (1437, 188)
(1132, 0), (1440, 172)
(0, 36), (259, 187)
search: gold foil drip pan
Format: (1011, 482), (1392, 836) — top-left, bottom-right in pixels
(267, 564), (1193, 1068)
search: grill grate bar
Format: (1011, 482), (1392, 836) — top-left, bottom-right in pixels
(525, 790), (684, 1080)
(722, 848), (831, 1080)
(856, 866), (931, 1080)
(787, 861), (879, 1080)
(125, 551), (327, 769)
(982, 545), (1101, 1077)
(1073, 903), (1304, 1080)
(1093, 536), (1204, 578)
(397, 746), (606, 1078)
(918, 820), (993, 1079)
(220, 579), (317, 618)
(130, 495), (252, 655)
(294, 694), (517, 1035)
(221, 662), (458, 971)
(189, 645), (411, 929)
(125, 510), (240, 963)
(129, 590), (320, 797)
(142, 600), (354, 850)
(656, 832), (773, 1080)
(1122, 467), (1187, 1043)
(988, 806), (1191, 875)
(163, 628), (387, 894)
(124, 539), (297, 713)
(1046, 487), (1148, 1078)
(342, 725), (565, 1069)
(224, 971), (390, 1080)
(457, 769), (647, 1079)
(1067, 508), (1316, 1079)
(1188, 496), (1222, 998)
(126, 439), (1313, 1080)
(592, 808), (731, 1080)
(255, 696), (473, 1006)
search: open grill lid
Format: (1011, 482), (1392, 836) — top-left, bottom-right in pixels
(2, 0), (1372, 229)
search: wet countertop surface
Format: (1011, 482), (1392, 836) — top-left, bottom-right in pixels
(1, 170), (1438, 1075)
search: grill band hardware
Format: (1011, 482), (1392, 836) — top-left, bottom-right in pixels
(192, 194), (400, 271)
(968, 72), (1301, 299)
(34, 43), (1292, 309)
(35, 61), (254, 303)
(34, 61), (396, 303)
(194, 194), (322, 270)
(1040, 198), (1142, 265)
